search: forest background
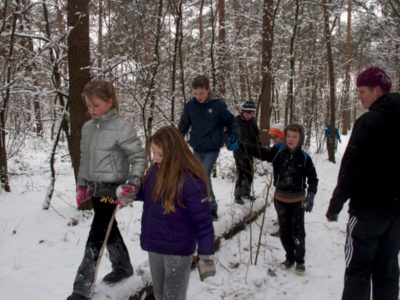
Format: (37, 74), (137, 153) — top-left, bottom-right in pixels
(0, 0), (399, 199)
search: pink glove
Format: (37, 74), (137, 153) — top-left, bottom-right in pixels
(116, 184), (138, 207)
(76, 186), (90, 207)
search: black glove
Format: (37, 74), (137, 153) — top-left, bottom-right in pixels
(326, 211), (339, 222)
(302, 192), (315, 212)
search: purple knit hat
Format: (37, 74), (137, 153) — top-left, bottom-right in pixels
(356, 66), (392, 92)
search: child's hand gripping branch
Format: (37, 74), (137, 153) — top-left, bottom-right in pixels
(116, 184), (138, 208)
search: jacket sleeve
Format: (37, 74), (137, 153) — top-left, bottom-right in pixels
(326, 116), (370, 216)
(118, 122), (147, 181)
(305, 156), (318, 194)
(243, 143), (278, 162)
(184, 178), (214, 256)
(178, 102), (191, 134)
(219, 102), (238, 141)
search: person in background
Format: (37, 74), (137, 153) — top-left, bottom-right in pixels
(246, 123), (318, 275)
(324, 124), (341, 151)
(136, 126), (215, 300)
(326, 66), (400, 300)
(233, 100), (262, 204)
(178, 75), (238, 221)
(67, 79), (146, 300)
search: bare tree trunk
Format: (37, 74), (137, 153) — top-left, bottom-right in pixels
(285, 0), (300, 125)
(54, 0), (65, 35)
(43, 100), (69, 209)
(323, 0), (336, 163)
(210, 0), (217, 89)
(0, 0), (18, 192)
(42, 0), (68, 142)
(143, 0), (164, 145)
(341, 0), (352, 135)
(67, 0), (91, 180)
(170, 0), (182, 122)
(217, 0), (226, 95)
(198, 0), (205, 68)
(178, 9), (186, 105)
(98, 0), (103, 67)
(259, 0), (275, 145)
(233, 0), (246, 99)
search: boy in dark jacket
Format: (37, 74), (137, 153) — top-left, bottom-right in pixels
(233, 100), (262, 204)
(247, 124), (318, 274)
(178, 75), (238, 220)
(326, 66), (400, 300)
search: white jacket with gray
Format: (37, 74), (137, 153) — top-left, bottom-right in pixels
(77, 109), (146, 195)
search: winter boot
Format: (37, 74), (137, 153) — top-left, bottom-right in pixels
(102, 270), (133, 284)
(66, 292), (89, 300)
(270, 229), (280, 237)
(234, 197), (245, 205)
(295, 263), (306, 275)
(280, 259), (294, 270)
(242, 195), (256, 202)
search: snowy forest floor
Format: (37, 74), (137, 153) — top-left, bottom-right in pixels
(0, 135), (356, 300)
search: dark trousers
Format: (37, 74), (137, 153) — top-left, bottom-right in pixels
(342, 216), (400, 300)
(72, 197), (133, 297)
(234, 155), (254, 199)
(274, 200), (305, 264)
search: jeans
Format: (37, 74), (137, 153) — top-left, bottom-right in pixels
(194, 150), (220, 212)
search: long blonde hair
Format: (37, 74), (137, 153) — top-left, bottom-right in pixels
(146, 126), (209, 214)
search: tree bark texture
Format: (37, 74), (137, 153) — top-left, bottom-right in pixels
(67, 0), (91, 180)
(323, 0), (336, 163)
(259, 0), (275, 145)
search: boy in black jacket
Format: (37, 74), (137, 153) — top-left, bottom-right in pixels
(247, 123), (318, 274)
(233, 100), (262, 204)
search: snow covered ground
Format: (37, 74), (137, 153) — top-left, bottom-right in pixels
(0, 135), (351, 300)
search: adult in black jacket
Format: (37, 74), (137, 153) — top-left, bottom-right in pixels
(233, 100), (262, 204)
(326, 66), (400, 300)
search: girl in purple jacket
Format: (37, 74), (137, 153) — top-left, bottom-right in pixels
(136, 125), (215, 300)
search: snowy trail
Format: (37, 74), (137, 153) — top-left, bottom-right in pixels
(0, 138), (351, 300)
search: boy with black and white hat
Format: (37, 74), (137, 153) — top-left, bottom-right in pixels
(233, 100), (261, 204)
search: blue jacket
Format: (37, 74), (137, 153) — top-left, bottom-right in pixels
(178, 93), (238, 152)
(136, 164), (215, 256)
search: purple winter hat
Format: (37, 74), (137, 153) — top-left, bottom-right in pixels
(356, 66), (392, 93)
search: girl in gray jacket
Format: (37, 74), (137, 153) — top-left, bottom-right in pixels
(67, 79), (146, 300)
